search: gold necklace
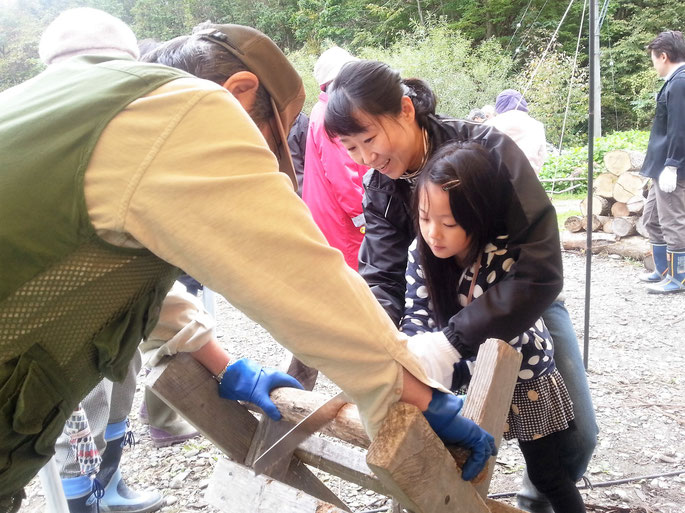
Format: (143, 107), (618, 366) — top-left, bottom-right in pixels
(400, 127), (430, 181)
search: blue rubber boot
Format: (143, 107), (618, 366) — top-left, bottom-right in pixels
(647, 250), (685, 294)
(88, 421), (164, 513)
(61, 475), (97, 513)
(639, 243), (667, 282)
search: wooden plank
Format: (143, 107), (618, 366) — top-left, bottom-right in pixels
(206, 458), (349, 513)
(461, 339), (522, 498)
(146, 353), (257, 463)
(295, 436), (390, 495)
(148, 353), (349, 509)
(366, 402), (491, 513)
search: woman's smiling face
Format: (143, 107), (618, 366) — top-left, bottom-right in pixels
(337, 96), (424, 179)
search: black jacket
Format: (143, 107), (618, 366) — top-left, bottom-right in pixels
(641, 64), (685, 180)
(358, 115), (563, 358)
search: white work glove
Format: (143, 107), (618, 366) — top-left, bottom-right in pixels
(407, 331), (462, 389)
(658, 166), (678, 193)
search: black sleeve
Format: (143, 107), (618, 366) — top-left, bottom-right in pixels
(287, 112), (309, 196)
(358, 171), (414, 326)
(664, 78), (685, 171)
(442, 122), (563, 358)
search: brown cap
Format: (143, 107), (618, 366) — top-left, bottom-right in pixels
(194, 24), (305, 189)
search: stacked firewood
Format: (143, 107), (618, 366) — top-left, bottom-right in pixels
(564, 149), (649, 238)
(562, 149), (651, 263)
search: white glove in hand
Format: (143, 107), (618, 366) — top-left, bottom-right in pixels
(407, 331), (462, 389)
(659, 166), (678, 193)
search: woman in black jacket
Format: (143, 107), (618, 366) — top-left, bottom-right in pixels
(324, 60), (597, 513)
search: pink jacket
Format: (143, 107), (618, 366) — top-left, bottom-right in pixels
(302, 93), (368, 270)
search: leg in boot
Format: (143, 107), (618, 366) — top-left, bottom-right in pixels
(647, 250), (685, 293)
(639, 243), (668, 282)
(61, 475), (96, 513)
(516, 470), (553, 513)
(96, 422), (164, 513)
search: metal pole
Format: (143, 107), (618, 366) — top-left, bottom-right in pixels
(38, 457), (70, 513)
(592, 0), (601, 136)
(583, 0), (597, 370)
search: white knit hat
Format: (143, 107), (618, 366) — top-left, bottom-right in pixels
(313, 46), (358, 87)
(39, 8), (140, 65)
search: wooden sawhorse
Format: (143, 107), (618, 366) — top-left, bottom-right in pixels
(146, 339), (525, 513)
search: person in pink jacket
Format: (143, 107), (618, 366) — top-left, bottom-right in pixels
(302, 47), (368, 270)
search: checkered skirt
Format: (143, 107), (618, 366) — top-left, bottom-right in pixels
(503, 369), (574, 442)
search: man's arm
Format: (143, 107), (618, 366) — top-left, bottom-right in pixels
(86, 78), (432, 437)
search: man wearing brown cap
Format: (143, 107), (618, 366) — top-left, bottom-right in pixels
(0, 9), (496, 512)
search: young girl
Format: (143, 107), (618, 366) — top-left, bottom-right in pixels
(402, 141), (585, 513)
(324, 59), (596, 511)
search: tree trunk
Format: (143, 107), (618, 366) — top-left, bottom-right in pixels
(604, 149), (646, 176)
(581, 214), (603, 232)
(564, 215), (584, 233)
(611, 201), (629, 217)
(626, 195), (645, 215)
(594, 172), (617, 198)
(636, 215), (650, 238)
(613, 172), (648, 203)
(612, 216), (638, 237)
(580, 194), (611, 216)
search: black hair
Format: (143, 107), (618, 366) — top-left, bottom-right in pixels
(141, 26), (272, 125)
(413, 141), (509, 327)
(646, 30), (685, 63)
(324, 60), (436, 139)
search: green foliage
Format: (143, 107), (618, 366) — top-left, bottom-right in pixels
(540, 130), (650, 194)
(515, 47), (588, 148)
(359, 23), (515, 118)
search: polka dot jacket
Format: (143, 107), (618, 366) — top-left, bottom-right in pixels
(400, 235), (574, 440)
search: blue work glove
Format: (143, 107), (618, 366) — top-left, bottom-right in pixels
(218, 358), (304, 420)
(423, 390), (497, 481)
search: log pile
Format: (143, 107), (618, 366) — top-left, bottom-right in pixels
(562, 149), (651, 263)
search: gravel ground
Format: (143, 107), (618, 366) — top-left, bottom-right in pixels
(18, 246), (685, 513)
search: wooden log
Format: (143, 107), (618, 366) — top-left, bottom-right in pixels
(562, 231), (618, 251)
(580, 194), (610, 216)
(266, 388), (370, 448)
(562, 232), (650, 260)
(581, 214), (602, 232)
(636, 215), (650, 238)
(564, 215), (584, 233)
(613, 172), (648, 203)
(612, 216), (638, 237)
(626, 195), (645, 215)
(366, 402), (491, 513)
(206, 458), (349, 513)
(611, 201), (629, 217)
(604, 149), (645, 176)
(594, 172), (617, 198)
(602, 217), (614, 234)
(460, 339), (522, 498)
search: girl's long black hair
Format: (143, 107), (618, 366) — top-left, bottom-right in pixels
(324, 60), (436, 138)
(414, 141), (510, 327)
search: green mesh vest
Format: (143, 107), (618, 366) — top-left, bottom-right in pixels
(0, 56), (191, 504)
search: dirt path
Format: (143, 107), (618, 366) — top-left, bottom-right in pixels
(18, 250), (685, 513)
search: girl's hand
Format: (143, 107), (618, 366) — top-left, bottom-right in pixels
(407, 331), (462, 388)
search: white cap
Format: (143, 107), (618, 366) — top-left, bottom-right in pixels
(39, 8), (139, 65)
(313, 46), (358, 87)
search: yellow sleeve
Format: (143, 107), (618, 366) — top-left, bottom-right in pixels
(86, 78), (439, 437)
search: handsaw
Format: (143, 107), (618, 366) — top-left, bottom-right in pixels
(252, 391), (348, 476)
